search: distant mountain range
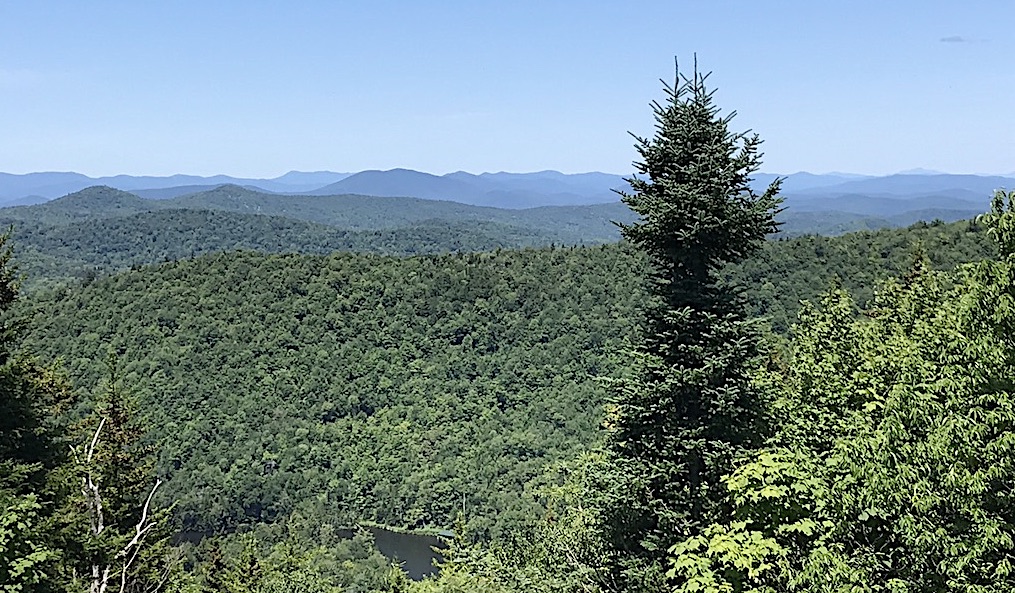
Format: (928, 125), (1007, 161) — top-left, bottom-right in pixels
(304, 169), (629, 208)
(0, 171), (353, 203)
(1, 171), (1012, 290)
(0, 169), (628, 208)
(2, 169), (1011, 215)
(1, 169), (1012, 250)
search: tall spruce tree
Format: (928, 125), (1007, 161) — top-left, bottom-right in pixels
(602, 60), (781, 589)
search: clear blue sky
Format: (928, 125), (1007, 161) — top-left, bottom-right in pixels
(1, 1), (1012, 178)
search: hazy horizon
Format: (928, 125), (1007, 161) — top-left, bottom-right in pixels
(2, 167), (1013, 180)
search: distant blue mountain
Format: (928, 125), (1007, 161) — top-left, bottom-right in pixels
(0, 170), (352, 202)
(783, 191), (988, 217)
(792, 174), (1013, 197)
(751, 172), (876, 193)
(461, 170), (626, 195)
(0, 172), (95, 200)
(312, 168), (483, 200)
(309, 168), (628, 208)
(271, 170), (351, 188)
(1, 169), (1012, 226)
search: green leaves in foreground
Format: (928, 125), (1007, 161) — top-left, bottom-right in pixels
(670, 190), (1015, 592)
(0, 494), (58, 593)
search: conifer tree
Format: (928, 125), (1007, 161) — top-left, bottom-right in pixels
(0, 230), (76, 593)
(68, 355), (174, 593)
(602, 59), (781, 589)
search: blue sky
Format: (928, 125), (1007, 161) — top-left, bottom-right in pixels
(1, 1), (1012, 177)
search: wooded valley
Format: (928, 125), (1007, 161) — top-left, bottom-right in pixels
(3, 67), (1013, 593)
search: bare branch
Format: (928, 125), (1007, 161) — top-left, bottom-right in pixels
(92, 564), (111, 593)
(116, 479), (164, 593)
(84, 473), (104, 536)
(86, 417), (106, 464)
(144, 562), (174, 593)
(79, 415), (169, 593)
(120, 479), (163, 557)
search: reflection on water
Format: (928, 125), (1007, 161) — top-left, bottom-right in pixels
(364, 525), (447, 581)
(173, 524), (448, 581)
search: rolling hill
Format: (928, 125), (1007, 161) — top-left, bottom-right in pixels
(0, 176), (1004, 292)
(0, 186), (639, 288)
(2, 170), (1010, 227)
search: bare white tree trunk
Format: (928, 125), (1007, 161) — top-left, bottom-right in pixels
(74, 418), (167, 593)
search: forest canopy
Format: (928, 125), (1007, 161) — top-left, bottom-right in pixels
(2, 61), (1012, 593)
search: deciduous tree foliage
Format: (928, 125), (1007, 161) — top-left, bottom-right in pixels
(21, 246), (646, 540)
(726, 218), (995, 334)
(669, 190), (1015, 591)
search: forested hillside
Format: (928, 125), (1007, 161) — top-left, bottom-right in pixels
(730, 218), (997, 332)
(4, 54), (1013, 593)
(0, 186), (638, 288)
(8, 209), (558, 286)
(20, 246), (645, 540)
(10, 215), (997, 548)
(2, 183), (997, 292)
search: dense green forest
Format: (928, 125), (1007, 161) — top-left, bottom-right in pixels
(4, 208), (1005, 592)
(3, 183), (991, 293)
(4, 65), (1014, 593)
(729, 217), (995, 332)
(20, 246), (644, 539)
(5, 214), (994, 540)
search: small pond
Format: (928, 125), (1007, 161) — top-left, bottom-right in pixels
(174, 523), (448, 581)
(362, 525), (448, 581)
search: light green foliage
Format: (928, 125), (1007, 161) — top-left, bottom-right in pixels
(667, 452), (832, 592)
(0, 494), (58, 593)
(408, 453), (616, 593)
(668, 523), (782, 593)
(980, 189), (1015, 253)
(672, 190), (1015, 591)
(406, 529), (514, 593)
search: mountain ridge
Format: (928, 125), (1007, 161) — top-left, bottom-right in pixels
(4, 169), (1011, 211)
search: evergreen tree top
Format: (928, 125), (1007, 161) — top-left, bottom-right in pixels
(618, 59), (783, 290)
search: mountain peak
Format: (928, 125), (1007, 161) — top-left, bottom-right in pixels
(55, 185), (145, 202)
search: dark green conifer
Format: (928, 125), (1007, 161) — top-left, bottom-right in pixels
(0, 230), (75, 593)
(603, 59), (782, 589)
